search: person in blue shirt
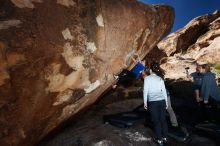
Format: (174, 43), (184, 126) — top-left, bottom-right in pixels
(112, 54), (146, 89)
(186, 65), (204, 103)
(143, 63), (168, 146)
(200, 64), (220, 103)
(199, 64), (220, 122)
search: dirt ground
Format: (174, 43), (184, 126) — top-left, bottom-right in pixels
(38, 80), (219, 146)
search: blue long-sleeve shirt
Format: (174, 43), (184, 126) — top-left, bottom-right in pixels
(201, 72), (220, 101)
(143, 74), (168, 106)
(131, 62), (145, 78)
(190, 72), (204, 86)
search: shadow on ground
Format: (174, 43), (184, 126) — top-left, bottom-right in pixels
(38, 79), (219, 146)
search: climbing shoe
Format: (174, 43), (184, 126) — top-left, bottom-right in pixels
(155, 139), (164, 146)
(162, 137), (168, 144)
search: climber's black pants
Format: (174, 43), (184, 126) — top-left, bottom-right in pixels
(116, 69), (136, 86)
(149, 100), (168, 140)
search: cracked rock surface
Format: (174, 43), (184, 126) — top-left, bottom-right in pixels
(0, 0), (174, 145)
(149, 10), (220, 80)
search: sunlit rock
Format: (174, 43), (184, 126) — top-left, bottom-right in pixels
(0, 0), (174, 145)
(11, 0), (42, 8)
(158, 10), (220, 79)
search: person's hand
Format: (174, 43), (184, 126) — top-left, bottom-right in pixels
(196, 97), (203, 103)
(144, 104), (148, 110)
(141, 72), (146, 78)
(204, 100), (209, 104)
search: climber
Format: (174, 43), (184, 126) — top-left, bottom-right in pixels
(112, 53), (146, 89)
(143, 62), (168, 146)
(186, 65), (204, 103)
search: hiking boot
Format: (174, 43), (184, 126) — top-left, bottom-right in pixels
(162, 137), (168, 144)
(155, 139), (164, 146)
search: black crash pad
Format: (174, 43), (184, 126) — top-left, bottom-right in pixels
(103, 112), (145, 128)
(103, 104), (189, 142)
(195, 121), (220, 138)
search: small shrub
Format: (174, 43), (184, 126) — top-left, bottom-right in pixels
(214, 64), (220, 71)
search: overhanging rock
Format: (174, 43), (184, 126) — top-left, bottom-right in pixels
(0, 0), (174, 145)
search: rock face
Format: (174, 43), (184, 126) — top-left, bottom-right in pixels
(0, 0), (174, 145)
(157, 10), (220, 79)
(145, 46), (167, 64)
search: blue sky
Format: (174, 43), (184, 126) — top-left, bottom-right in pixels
(139, 0), (220, 31)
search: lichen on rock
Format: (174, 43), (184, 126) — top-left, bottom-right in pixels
(62, 28), (74, 40)
(11, 0), (42, 8)
(96, 14), (104, 27)
(0, 20), (22, 30)
(84, 80), (101, 94)
(57, 0), (75, 7)
(0, 0), (174, 145)
(86, 42), (97, 53)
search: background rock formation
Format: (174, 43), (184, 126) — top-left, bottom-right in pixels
(156, 10), (220, 79)
(0, 0), (174, 145)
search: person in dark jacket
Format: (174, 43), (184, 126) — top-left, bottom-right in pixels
(186, 65), (204, 103)
(200, 64), (220, 122)
(201, 64), (220, 103)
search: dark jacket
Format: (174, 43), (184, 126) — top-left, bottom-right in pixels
(201, 72), (220, 101)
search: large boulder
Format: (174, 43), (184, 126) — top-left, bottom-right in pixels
(144, 46), (167, 64)
(0, 0), (174, 145)
(158, 10), (220, 58)
(158, 10), (220, 79)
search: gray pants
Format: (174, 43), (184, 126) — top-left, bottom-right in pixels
(167, 95), (178, 127)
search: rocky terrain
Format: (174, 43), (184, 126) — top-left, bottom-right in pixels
(0, 0), (174, 145)
(39, 83), (218, 146)
(154, 10), (220, 80)
(39, 7), (220, 146)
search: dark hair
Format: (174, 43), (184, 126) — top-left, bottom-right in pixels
(150, 62), (165, 79)
(202, 64), (211, 72)
(143, 67), (150, 76)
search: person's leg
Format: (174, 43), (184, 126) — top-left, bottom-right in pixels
(115, 70), (136, 86)
(201, 97), (219, 122)
(215, 101), (220, 122)
(167, 95), (178, 127)
(198, 101), (208, 121)
(160, 100), (168, 139)
(201, 98), (212, 122)
(118, 69), (129, 77)
(195, 87), (203, 102)
(167, 107), (178, 127)
(149, 102), (162, 140)
(208, 98), (218, 121)
(113, 70), (130, 88)
(195, 89), (199, 98)
(195, 89), (200, 101)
